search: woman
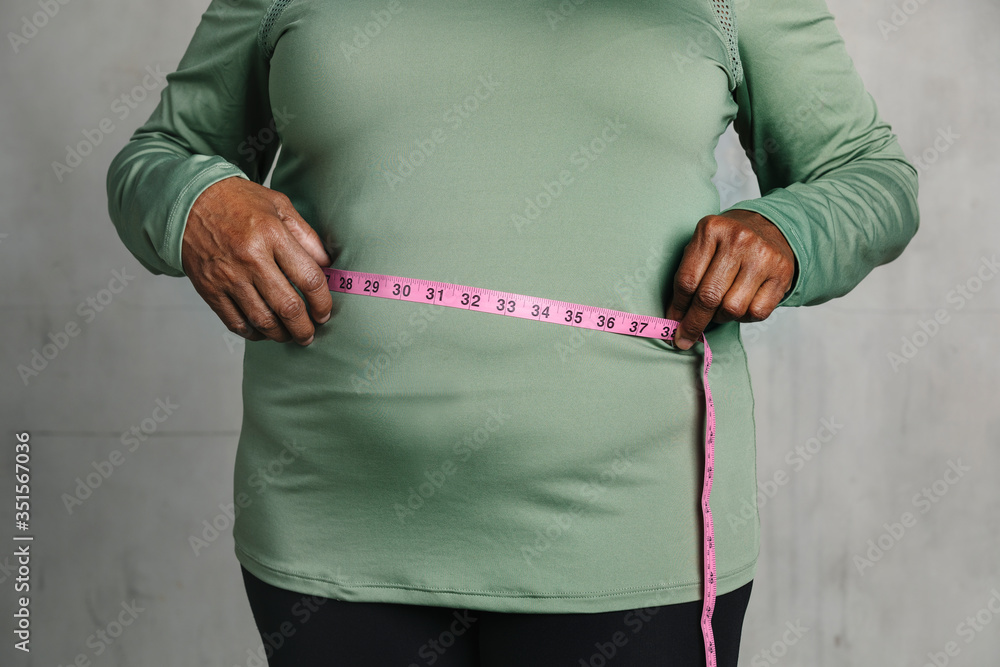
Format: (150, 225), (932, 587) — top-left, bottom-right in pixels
(106, 0), (919, 664)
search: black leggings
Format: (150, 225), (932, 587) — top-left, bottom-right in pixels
(241, 565), (752, 666)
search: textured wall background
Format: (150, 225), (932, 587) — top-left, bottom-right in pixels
(1, 0), (997, 665)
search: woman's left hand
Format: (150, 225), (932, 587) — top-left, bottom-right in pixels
(664, 209), (797, 350)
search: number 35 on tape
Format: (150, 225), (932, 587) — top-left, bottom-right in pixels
(323, 266), (721, 667)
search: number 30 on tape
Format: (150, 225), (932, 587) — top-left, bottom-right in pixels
(323, 267), (720, 667)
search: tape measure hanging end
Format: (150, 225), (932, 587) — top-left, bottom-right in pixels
(323, 267), (719, 667)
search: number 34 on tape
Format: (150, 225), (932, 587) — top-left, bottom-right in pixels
(323, 267), (721, 667)
(323, 268), (691, 343)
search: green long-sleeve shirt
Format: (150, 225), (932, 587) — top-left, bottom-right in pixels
(107, 0), (918, 612)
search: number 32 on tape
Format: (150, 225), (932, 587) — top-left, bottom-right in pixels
(323, 267), (721, 667)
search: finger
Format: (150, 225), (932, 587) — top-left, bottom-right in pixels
(711, 264), (765, 325)
(228, 303), (268, 341)
(225, 294), (268, 341)
(674, 252), (741, 350)
(740, 276), (788, 323)
(195, 284), (264, 340)
(230, 279), (295, 343)
(251, 263), (317, 345)
(664, 236), (718, 324)
(273, 240), (334, 326)
(274, 198), (332, 267)
(206, 291), (267, 341)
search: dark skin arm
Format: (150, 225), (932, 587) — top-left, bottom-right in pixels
(664, 209), (797, 350)
(182, 180), (793, 349)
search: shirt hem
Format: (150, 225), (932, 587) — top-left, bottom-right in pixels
(233, 539), (757, 613)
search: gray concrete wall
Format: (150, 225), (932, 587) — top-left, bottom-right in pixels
(1, 0), (996, 665)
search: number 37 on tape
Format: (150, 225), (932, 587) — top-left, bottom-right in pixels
(324, 268), (682, 344)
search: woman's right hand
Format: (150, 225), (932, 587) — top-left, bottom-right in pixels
(180, 177), (334, 345)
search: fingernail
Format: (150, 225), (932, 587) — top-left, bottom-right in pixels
(302, 335), (314, 346)
(318, 312), (331, 324)
(675, 337), (694, 350)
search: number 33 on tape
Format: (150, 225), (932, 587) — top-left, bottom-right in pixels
(324, 267), (720, 667)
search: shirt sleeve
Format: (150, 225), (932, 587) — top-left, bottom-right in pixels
(105, 0), (277, 277)
(723, 0), (920, 308)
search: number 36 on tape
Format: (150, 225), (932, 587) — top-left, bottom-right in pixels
(323, 268), (691, 342)
(322, 266), (720, 667)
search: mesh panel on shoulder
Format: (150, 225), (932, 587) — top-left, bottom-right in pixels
(710, 0), (744, 89)
(258, 0), (294, 58)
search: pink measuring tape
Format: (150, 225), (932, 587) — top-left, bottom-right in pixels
(323, 267), (718, 666)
